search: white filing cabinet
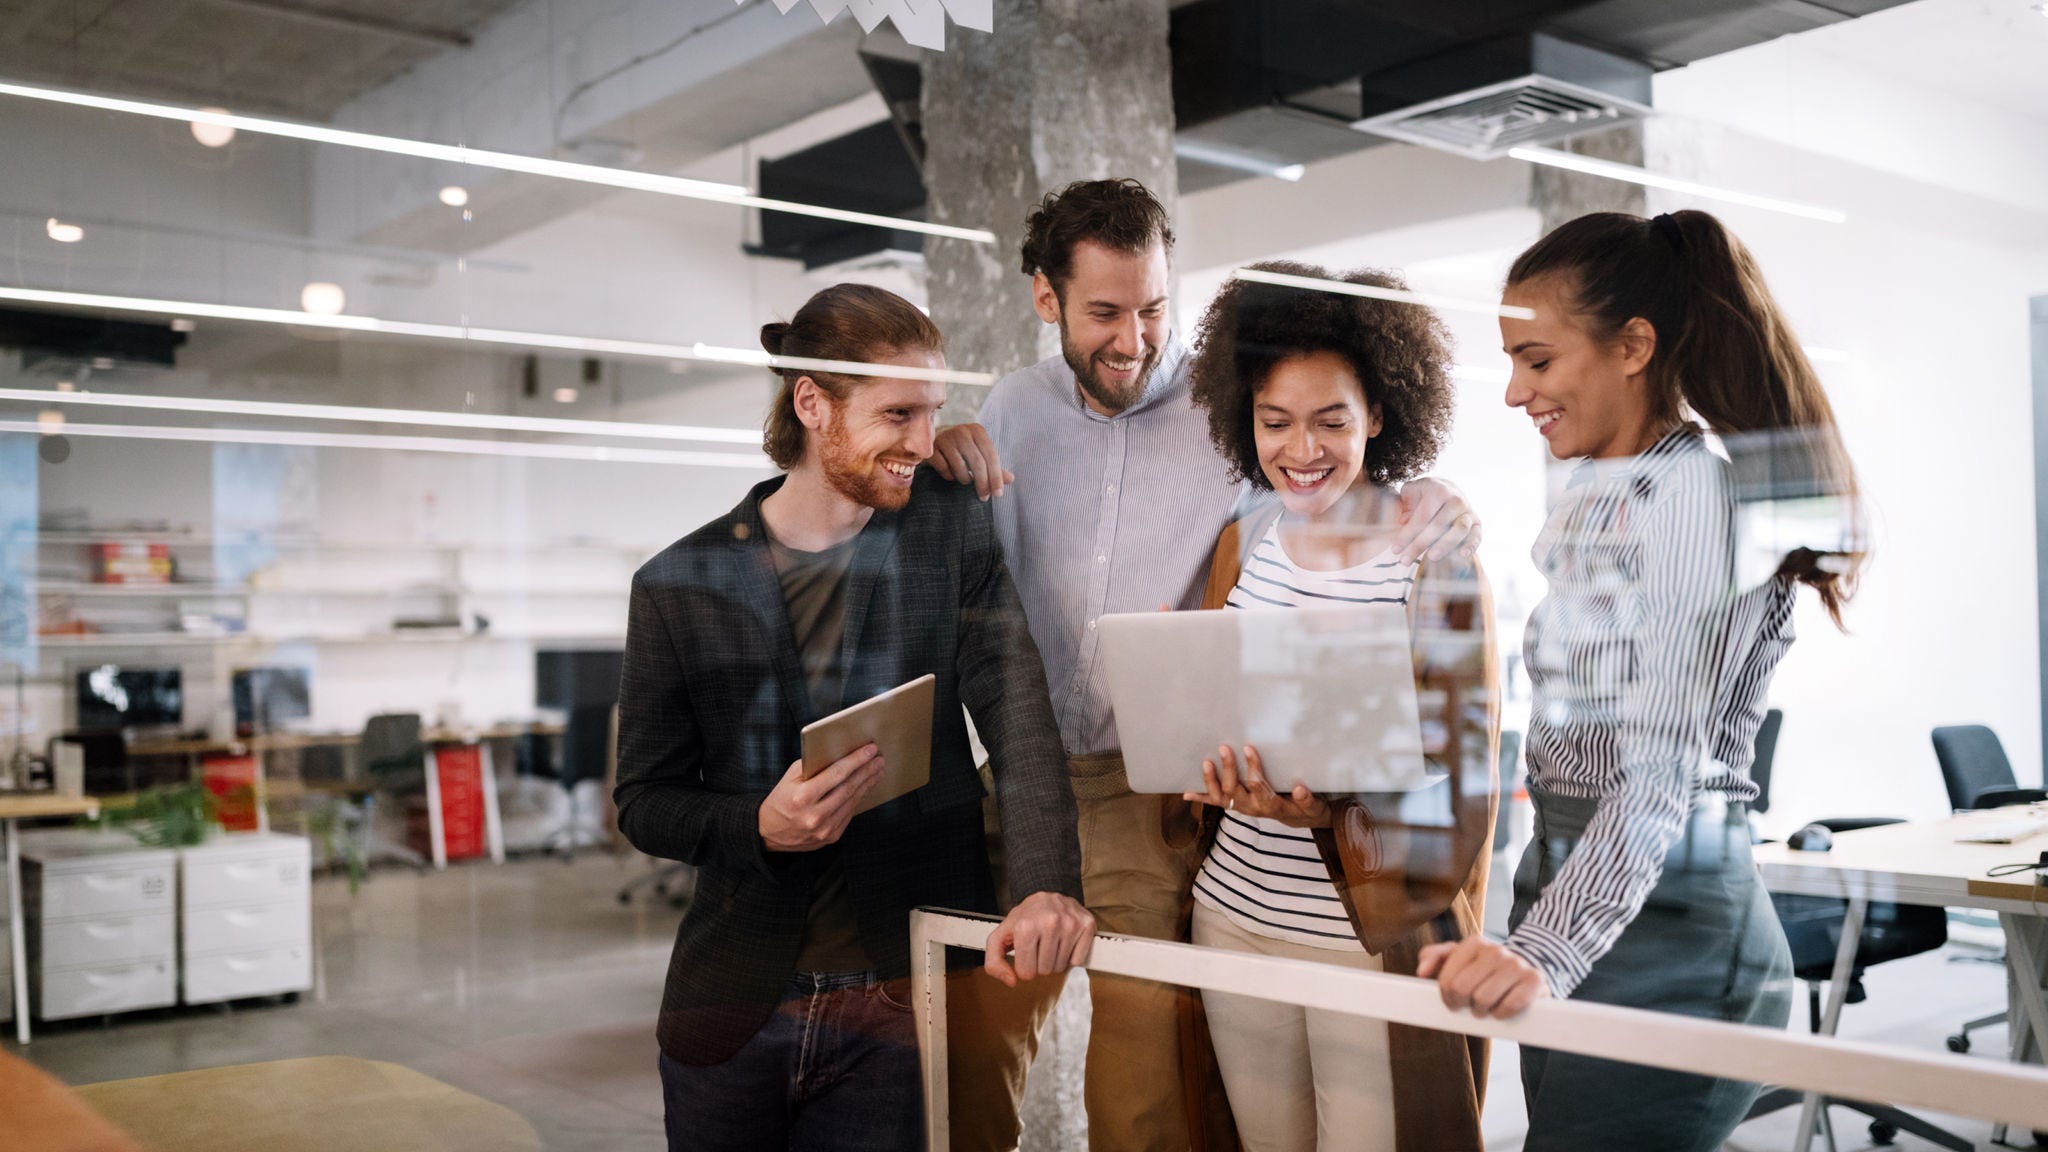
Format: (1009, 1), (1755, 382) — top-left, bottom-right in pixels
(179, 833), (311, 1004)
(21, 830), (177, 1021)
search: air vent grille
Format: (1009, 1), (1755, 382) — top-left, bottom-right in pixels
(1352, 76), (1649, 161)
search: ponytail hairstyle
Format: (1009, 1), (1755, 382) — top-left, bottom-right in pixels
(1507, 210), (1863, 626)
(759, 283), (945, 470)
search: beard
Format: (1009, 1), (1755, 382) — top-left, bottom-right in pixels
(817, 403), (912, 512)
(1059, 314), (1160, 416)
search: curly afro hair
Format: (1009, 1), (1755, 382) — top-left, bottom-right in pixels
(1189, 261), (1456, 489)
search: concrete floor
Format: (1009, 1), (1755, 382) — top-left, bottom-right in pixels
(6, 853), (2037, 1152)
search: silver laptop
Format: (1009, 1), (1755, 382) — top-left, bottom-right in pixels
(1099, 606), (1433, 796)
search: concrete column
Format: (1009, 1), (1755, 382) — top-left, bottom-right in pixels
(920, 0), (1176, 419)
(1531, 122), (1647, 234)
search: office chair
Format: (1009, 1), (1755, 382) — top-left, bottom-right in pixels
(352, 713), (429, 870)
(1492, 730), (1522, 853)
(1929, 725), (2041, 1054)
(542, 704), (615, 859)
(1742, 712), (1962, 1148)
(1932, 725), (2048, 811)
(1750, 816), (1960, 1150)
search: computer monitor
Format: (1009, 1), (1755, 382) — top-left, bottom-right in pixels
(76, 665), (183, 732)
(535, 649), (624, 710)
(231, 666), (312, 736)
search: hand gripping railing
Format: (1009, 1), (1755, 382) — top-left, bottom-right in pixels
(910, 908), (2048, 1149)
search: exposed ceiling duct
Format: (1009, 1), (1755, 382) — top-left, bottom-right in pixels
(1168, 0), (1917, 186)
(742, 0), (1922, 264)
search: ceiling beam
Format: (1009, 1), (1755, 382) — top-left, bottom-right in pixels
(193, 0), (471, 50)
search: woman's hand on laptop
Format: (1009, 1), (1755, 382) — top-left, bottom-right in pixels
(1184, 744), (1332, 829)
(984, 891), (1095, 987)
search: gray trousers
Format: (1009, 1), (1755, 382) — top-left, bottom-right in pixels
(1512, 788), (1793, 1152)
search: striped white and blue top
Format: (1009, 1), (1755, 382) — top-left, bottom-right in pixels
(1504, 425), (1797, 998)
(1191, 523), (1416, 951)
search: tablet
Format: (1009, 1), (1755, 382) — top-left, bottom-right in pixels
(1099, 607), (1432, 796)
(800, 673), (935, 814)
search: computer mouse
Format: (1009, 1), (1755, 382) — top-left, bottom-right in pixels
(1787, 824), (1833, 852)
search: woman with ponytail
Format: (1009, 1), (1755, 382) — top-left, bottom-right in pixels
(1415, 209), (1862, 1150)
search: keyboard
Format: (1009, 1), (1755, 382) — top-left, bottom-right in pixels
(1954, 811), (2048, 845)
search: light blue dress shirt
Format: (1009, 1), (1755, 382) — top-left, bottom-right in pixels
(979, 337), (1248, 758)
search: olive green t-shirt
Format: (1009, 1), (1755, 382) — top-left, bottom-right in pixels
(768, 529), (871, 974)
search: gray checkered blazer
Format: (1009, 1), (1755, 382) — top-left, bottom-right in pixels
(615, 470), (1082, 1065)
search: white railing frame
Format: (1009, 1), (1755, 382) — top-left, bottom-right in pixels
(910, 907), (2048, 1150)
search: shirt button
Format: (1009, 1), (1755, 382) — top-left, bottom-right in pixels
(1106, 484), (1116, 494)
(1096, 554), (1106, 564)
(1087, 619), (1097, 630)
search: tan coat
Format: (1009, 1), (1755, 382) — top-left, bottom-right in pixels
(1172, 505), (1501, 1152)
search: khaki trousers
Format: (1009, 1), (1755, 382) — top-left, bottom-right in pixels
(950, 756), (1202, 1152)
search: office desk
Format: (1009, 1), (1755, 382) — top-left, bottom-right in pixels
(0, 794), (102, 1045)
(127, 722), (559, 867)
(1753, 810), (2048, 1150)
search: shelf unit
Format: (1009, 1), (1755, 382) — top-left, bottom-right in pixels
(30, 531), (650, 658)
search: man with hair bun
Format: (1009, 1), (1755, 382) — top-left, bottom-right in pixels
(616, 282), (1092, 1151)
(932, 179), (1483, 1152)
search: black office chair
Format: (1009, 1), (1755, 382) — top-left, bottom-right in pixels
(1932, 725), (2048, 811)
(1929, 725), (2040, 1055)
(1744, 712), (1961, 1148)
(1749, 709), (1784, 815)
(1492, 730), (1522, 853)
(1751, 817), (1960, 1150)
(543, 704), (614, 859)
(354, 713), (428, 869)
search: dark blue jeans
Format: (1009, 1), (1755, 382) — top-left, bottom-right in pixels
(658, 971), (922, 1152)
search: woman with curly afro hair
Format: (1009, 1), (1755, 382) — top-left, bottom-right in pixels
(1173, 261), (1500, 1152)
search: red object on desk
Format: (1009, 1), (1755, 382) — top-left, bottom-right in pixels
(407, 744), (487, 861)
(200, 754), (262, 832)
(91, 543), (172, 584)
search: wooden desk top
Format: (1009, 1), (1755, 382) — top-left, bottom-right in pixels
(129, 721), (565, 759)
(0, 793), (100, 820)
(1754, 808), (2048, 915)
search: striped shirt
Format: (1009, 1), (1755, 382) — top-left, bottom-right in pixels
(1505, 425), (1797, 999)
(1192, 523), (1416, 950)
(979, 337), (1250, 758)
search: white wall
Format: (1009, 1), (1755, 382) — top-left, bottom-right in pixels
(1645, 41), (2048, 825)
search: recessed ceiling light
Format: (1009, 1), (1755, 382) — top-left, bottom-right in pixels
(438, 185), (469, 207)
(299, 281), (346, 316)
(54, 380), (74, 392)
(36, 410), (64, 432)
(45, 217), (83, 243)
(190, 109), (234, 147)
(169, 318), (196, 332)
(552, 387), (578, 404)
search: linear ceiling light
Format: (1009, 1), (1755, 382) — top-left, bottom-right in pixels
(1174, 140), (1305, 182)
(0, 78), (996, 244)
(0, 285), (999, 387)
(0, 388), (763, 445)
(1506, 147), (1848, 224)
(687, 343), (993, 386)
(1232, 268), (1536, 320)
(1, 419), (773, 469)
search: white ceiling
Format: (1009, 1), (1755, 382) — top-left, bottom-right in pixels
(1793, 0), (2048, 123)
